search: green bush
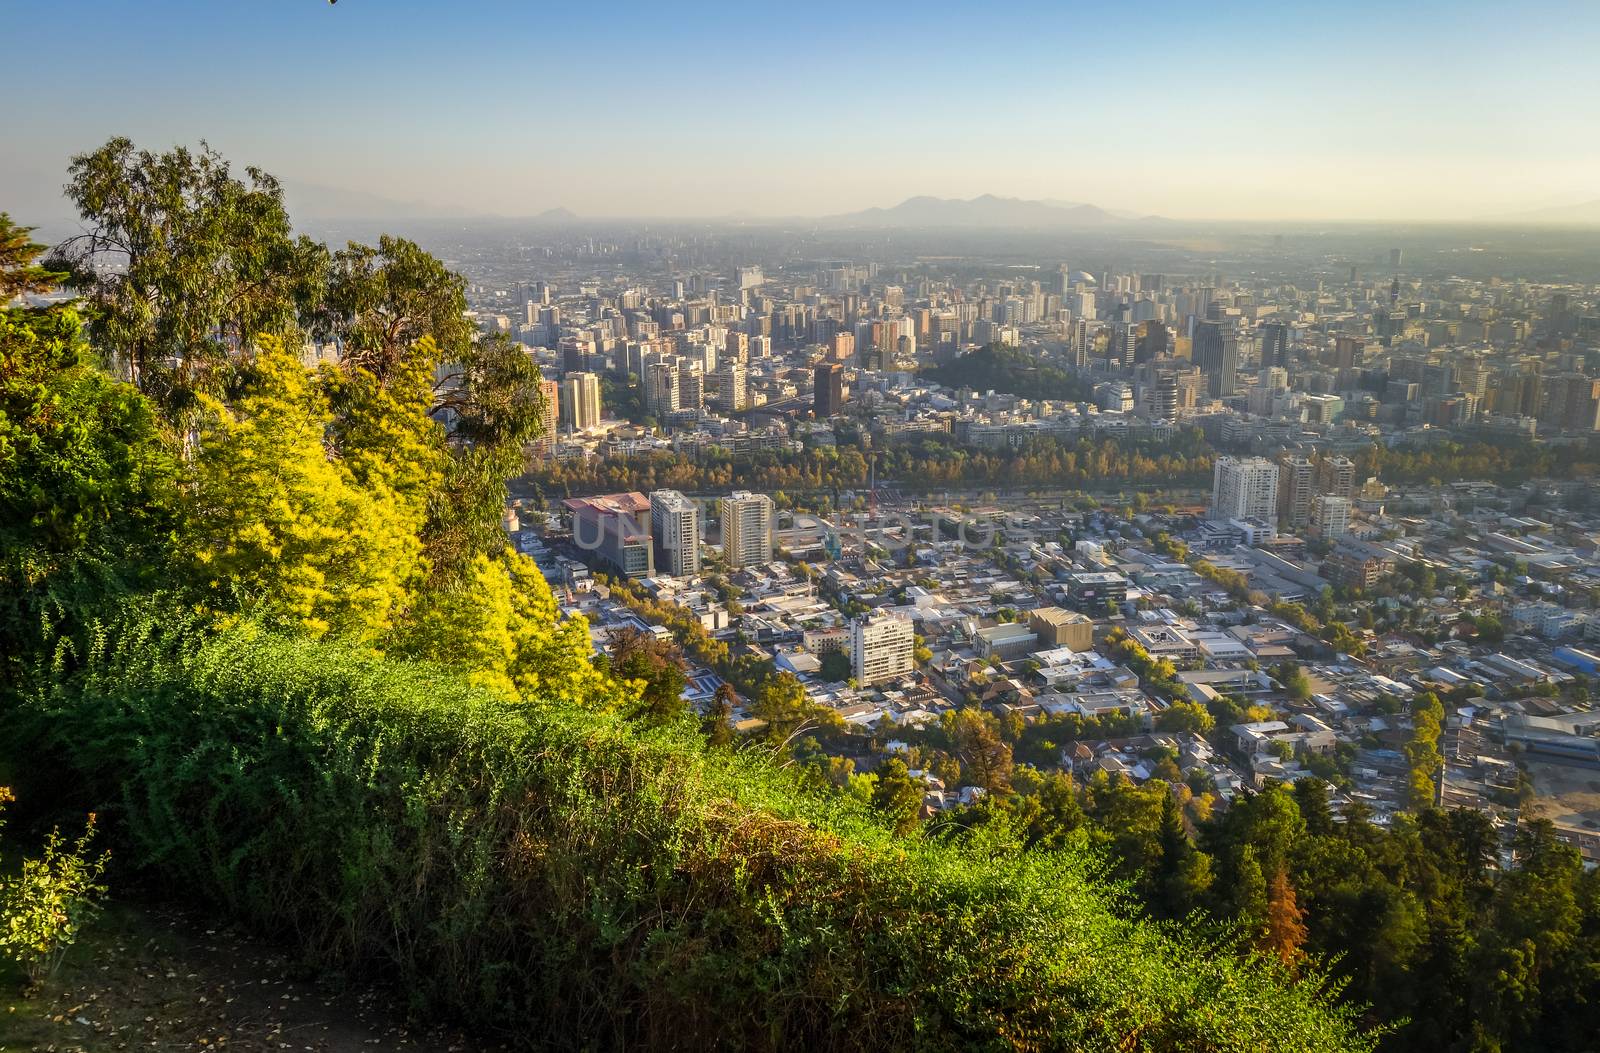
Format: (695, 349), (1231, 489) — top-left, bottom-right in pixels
(2, 612), (1372, 1051)
(0, 789), (109, 989)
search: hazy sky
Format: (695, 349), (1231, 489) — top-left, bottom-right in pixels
(7, 0), (1600, 223)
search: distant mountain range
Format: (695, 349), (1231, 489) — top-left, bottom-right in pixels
(818, 194), (1156, 228)
(277, 184), (1161, 227)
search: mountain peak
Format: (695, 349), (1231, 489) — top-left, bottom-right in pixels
(820, 194), (1139, 228)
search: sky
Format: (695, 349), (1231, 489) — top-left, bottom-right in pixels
(6, 0), (1600, 224)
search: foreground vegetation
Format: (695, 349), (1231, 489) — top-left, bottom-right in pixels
(5, 614), (1369, 1051)
(0, 142), (1375, 1049)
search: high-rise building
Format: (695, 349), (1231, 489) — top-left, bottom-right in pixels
(1540, 374), (1600, 432)
(532, 378), (559, 453)
(1277, 455), (1316, 530)
(1192, 320), (1223, 373)
(1333, 336), (1366, 370)
(1317, 455), (1356, 499)
(649, 490), (701, 578)
(1151, 371), (1179, 421)
(644, 360), (679, 419)
(1312, 495), (1353, 539)
(814, 362), (844, 417)
(1211, 456), (1279, 521)
(677, 359), (704, 413)
(1192, 320), (1238, 396)
(1259, 323), (1289, 369)
(850, 611), (914, 686)
(719, 490), (774, 569)
(559, 372), (602, 432)
(714, 361), (748, 413)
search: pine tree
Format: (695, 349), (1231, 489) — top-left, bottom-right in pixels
(1263, 866), (1309, 971)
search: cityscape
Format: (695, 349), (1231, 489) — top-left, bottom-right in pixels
(4, 2), (1600, 1052)
(474, 223), (1600, 845)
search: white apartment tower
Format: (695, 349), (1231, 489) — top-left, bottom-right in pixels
(719, 490), (774, 569)
(644, 359), (680, 418)
(1211, 456), (1280, 521)
(1312, 495), (1353, 539)
(649, 490), (702, 578)
(714, 361), (749, 413)
(851, 611), (914, 686)
(560, 371), (602, 431)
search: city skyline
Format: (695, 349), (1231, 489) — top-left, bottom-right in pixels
(8, 0), (1600, 225)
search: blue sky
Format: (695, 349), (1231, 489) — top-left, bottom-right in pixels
(6, 0), (1599, 221)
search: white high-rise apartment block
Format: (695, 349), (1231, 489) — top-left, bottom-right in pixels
(560, 372), (602, 431)
(650, 490), (701, 578)
(1312, 495), (1353, 539)
(851, 611), (914, 686)
(714, 361), (748, 413)
(644, 359), (679, 418)
(719, 490), (774, 569)
(1211, 456), (1279, 521)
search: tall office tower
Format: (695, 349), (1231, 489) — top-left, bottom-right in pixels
(1190, 318), (1222, 371)
(1311, 495), (1353, 540)
(1210, 455), (1280, 521)
(830, 331), (855, 361)
(1259, 322), (1290, 369)
(1195, 322), (1239, 396)
(1219, 333), (1239, 396)
(714, 361), (748, 413)
(1317, 455), (1356, 499)
(531, 378), (559, 453)
(719, 490), (774, 569)
(725, 330), (749, 363)
(1389, 248), (1403, 269)
(1114, 324), (1137, 368)
(850, 611), (914, 686)
(1152, 371), (1179, 421)
(1056, 263), (1072, 295)
(1333, 336), (1366, 370)
(814, 361), (844, 417)
(559, 371), (602, 431)
(1456, 358), (1491, 399)
(1277, 455), (1317, 530)
(677, 359), (704, 413)
(644, 360), (680, 418)
(1071, 317), (1090, 368)
(649, 490), (701, 578)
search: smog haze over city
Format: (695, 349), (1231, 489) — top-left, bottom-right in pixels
(4, 3), (1600, 1053)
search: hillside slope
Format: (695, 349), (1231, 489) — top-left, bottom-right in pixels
(2, 614), (1373, 1052)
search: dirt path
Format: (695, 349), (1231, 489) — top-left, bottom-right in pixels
(0, 903), (505, 1052)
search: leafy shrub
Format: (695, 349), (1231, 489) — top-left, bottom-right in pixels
(0, 788), (109, 989)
